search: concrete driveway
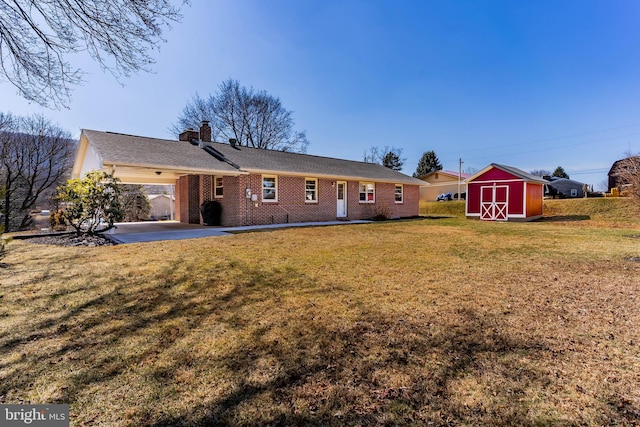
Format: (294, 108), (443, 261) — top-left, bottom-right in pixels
(106, 220), (370, 244)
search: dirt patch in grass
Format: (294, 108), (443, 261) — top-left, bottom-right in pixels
(1, 218), (639, 425)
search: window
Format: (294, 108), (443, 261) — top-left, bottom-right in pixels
(262, 175), (277, 202)
(395, 184), (403, 203)
(305, 178), (318, 203)
(214, 176), (223, 198)
(359, 182), (375, 203)
(570, 188), (577, 197)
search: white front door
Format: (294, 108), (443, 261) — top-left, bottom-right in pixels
(336, 181), (347, 218)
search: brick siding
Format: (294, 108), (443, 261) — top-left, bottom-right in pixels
(176, 175), (201, 224)
(177, 173), (420, 226)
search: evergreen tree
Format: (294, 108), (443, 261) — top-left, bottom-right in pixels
(119, 185), (151, 222)
(413, 151), (443, 178)
(552, 166), (569, 179)
(382, 151), (404, 171)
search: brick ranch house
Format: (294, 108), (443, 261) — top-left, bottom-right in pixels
(71, 123), (426, 227)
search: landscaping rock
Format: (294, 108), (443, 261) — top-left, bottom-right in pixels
(28, 234), (114, 247)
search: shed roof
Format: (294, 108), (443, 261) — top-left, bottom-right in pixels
(468, 163), (549, 184)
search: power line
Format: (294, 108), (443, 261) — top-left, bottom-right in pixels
(567, 168), (609, 175)
(459, 132), (640, 162)
(439, 122), (640, 156)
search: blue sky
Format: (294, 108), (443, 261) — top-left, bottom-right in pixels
(2, 0), (640, 189)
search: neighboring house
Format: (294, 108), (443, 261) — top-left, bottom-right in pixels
(148, 194), (174, 220)
(418, 170), (470, 201)
(466, 163), (547, 221)
(71, 123), (425, 227)
(608, 156), (640, 192)
(545, 177), (586, 198)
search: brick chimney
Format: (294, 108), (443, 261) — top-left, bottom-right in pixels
(179, 128), (199, 142)
(200, 120), (212, 143)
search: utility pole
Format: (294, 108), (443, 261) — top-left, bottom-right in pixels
(458, 158), (463, 200)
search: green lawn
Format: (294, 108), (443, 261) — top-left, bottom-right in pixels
(1, 212), (639, 425)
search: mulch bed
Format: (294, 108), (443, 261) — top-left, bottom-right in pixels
(27, 233), (114, 247)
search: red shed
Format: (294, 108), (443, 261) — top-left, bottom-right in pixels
(466, 163), (547, 221)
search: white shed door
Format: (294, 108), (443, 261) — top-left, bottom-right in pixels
(480, 184), (508, 221)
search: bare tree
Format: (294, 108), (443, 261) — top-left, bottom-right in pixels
(530, 169), (552, 178)
(463, 166), (478, 175)
(363, 146), (405, 171)
(0, 113), (75, 231)
(172, 79), (309, 152)
(611, 154), (640, 206)
(0, 0), (187, 108)
(363, 146), (383, 164)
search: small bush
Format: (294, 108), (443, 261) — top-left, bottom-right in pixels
(49, 209), (68, 232)
(372, 203), (392, 221)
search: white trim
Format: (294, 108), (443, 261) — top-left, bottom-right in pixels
(214, 176), (224, 198)
(480, 184), (509, 221)
(336, 181), (347, 217)
(468, 213), (534, 219)
(394, 184), (404, 204)
(304, 177), (318, 203)
(262, 175), (278, 202)
(522, 181), (527, 214)
(469, 178), (524, 185)
(358, 182), (375, 204)
(242, 168), (425, 186)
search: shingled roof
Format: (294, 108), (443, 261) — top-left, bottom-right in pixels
(491, 163), (549, 184)
(79, 129), (425, 185)
(82, 130), (241, 174)
(468, 163), (548, 184)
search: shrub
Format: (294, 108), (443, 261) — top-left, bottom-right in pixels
(372, 203), (392, 221)
(55, 171), (123, 234)
(49, 209), (68, 231)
